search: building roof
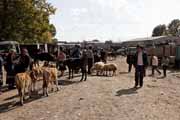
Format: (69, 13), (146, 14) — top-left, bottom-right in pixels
(125, 36), (166, 42)
(122, 36), (180, 47)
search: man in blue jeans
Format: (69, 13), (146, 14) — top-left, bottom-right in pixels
(133, 45), (148, 88)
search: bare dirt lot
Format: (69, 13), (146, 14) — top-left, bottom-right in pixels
(0, 57), (180, 120)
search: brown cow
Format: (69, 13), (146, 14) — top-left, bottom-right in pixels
(15, 72), (32, 105)
(42, 67), (59, 96)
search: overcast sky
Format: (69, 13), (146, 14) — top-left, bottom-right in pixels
(48, 0), (180, 42)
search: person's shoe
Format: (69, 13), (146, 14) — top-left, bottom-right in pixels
(134, 85), (138, 88)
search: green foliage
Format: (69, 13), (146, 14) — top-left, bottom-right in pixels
(168, 19), (180, 36)
(152, 24), (166, 37)
(0, 0), (57, 43)
(152, 19), (180, 37)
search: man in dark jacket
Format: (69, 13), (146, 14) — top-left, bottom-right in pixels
(126, 52), (134, 72)
(72, 45), (81, 58)
(15, 48), (31, 73)
(87, 46), (94, 74)
(133, 45), (148, 88)
(100, 48), (107, 63)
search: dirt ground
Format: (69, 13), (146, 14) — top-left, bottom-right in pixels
(0, 57), (180, 120)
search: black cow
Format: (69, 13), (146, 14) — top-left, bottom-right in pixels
(65, 57), (87, 81)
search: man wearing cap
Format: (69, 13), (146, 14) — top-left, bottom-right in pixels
(5, 49), (17, 89)
(133, 45), (148, 88)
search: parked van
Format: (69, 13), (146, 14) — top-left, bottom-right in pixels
(0, 41), (20, 55)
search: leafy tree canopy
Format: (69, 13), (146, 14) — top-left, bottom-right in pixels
(152, 19), (180, 37)
(0, 0), (57, 43)
(152, 24), (166, 37)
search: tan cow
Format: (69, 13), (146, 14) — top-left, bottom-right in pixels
(15, 72), (32, 105)
(42, 67), (59, 96)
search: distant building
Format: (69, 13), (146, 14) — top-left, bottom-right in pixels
(121, 36), (180, 47)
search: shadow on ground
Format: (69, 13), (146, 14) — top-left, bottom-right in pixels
(119, 72), (129, 75)
(0, 95), (43, 114)
(115, 87), (140, 96)
(58, 80), (81, 86)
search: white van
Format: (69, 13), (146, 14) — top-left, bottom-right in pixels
(0, 41), (20, 55)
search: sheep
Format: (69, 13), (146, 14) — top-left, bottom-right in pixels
(91, 62), (105, 76)
(42, 67), (59, 96)
(103, 63), (117, 76)
(15, 72), (32, 105)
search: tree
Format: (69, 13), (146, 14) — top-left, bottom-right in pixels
(168, 19), (180, 36)
(105, 40), (113, 44)
(0, 0), (57, 43)
(152, 24), (166, 37)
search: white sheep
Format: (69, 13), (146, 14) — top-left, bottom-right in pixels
(103, 63), (117, 76)
(91, 62), (105, 76)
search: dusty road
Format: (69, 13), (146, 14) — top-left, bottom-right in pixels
(0, 57), (180, 120)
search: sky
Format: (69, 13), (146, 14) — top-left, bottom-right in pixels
(48, 0), (180, 42)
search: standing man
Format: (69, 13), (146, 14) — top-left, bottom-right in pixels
(87, 46), (94, 74)
(133, 45), (148, 88)
(72, 45), (81, 58)
(15, 48), (31, 73)
(57, 47), (66, 76)
(5, 49), (17, 89)
(100, 48), (107, 63)
(161, 56), (169, 77)
(126, 52), (134, 73)
(151, 55), (161, 76)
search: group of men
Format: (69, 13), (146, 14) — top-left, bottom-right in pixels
(56, 45), (108, 75)
(127, 45), (170, 88)
(0, 48), (31, 94)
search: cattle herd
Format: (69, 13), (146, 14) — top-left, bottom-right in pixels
(2, 47), (118, 106)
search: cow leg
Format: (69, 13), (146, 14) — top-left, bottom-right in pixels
(33, 81), (36, 92)
(72, 69), (74, 78)
(80, 68), (84, 81)
(43, 81), (47, 96)
(43, 87), (46, 96)
(55, 80), (59, 91)
(32, 81), (36, 92)
(20, 89), (24, 106)
(51, 82), (54, 92)
(113, 70), (116, 76)
(46, 87), (49, 97)
(68, 69), (71, 79)
(96, 71), (99, 76)
(84, 69), (87, 81)
(28, 85), (32, 98)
